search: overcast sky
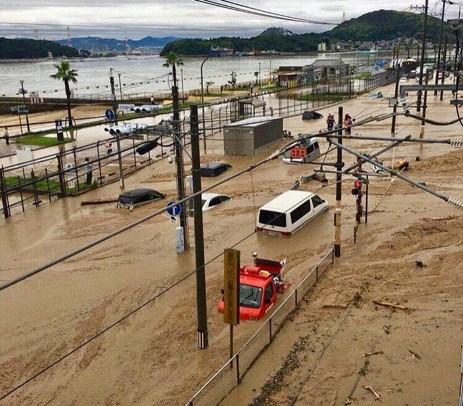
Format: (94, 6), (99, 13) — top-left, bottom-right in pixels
(0, 0), (458, 40)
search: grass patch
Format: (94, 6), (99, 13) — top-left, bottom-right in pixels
(16, 135), (75, 147)
(298, 93), (348, 102)
(353, 72), (372, 79)
(5, 175), (60, 192)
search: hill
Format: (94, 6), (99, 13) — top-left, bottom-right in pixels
(162, 10), (454, 56)
(55, 36), (181, 52)
(328, 9), (452, 41)
(0, 38), (78, 59)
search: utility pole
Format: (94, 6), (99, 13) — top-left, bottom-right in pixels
(118, 73), (123, 101)
(435, 0), (446, 95)
(172, 66), (188, 249)
(441, 36), (448, 101)
(417, 0), (429, 113)
(110, 68), (125, 189)
(391, 63), (401, 136)
(334, 106), (343, 257)
(190, 104), (208, 349)
(200, 56), (210, 153)
(19, 80), (30, 133)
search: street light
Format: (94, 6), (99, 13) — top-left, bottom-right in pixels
(19, 80), (30, 133)
(200, 56), (210, 153)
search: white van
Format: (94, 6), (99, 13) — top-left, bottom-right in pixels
(282, 136), (321, 164)
(256, 190), (329, 236)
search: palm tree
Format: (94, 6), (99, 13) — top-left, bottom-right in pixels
(50, 61), (78, 136)
(163, 52), (183, 112)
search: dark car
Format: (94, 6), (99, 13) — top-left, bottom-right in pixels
(116, 188), (165, 210)
(302, 111), (323, 120)
(200, 162), (231, 177)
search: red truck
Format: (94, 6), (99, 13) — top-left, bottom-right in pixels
(218, 255), (288, 321)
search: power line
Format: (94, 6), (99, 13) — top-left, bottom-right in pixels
(193, 0), (339, 25)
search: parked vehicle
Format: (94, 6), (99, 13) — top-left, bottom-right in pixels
(302, 110), (323, 120)
(116, 188), (165, 210)
(218, 255), (288, 320)
(200, 162), (232, 177)
(282, 137), (321, 164)
(104, 122), (148, 137)
(202, 193), (231, 211)
(256, 190), (328, 236)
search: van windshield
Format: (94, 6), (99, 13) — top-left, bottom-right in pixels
(259, 210), (286, 227)
(240, 284), (262, 308)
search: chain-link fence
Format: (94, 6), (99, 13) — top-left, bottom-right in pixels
(0, 129), (175, 218)
(186, 248), (334, 406)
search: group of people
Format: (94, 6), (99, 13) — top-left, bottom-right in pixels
(326, 113), (355, 134)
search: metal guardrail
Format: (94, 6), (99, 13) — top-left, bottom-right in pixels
(186, 248), (334, 406)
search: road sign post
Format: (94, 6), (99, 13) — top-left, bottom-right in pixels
(167, 201), (184, 253)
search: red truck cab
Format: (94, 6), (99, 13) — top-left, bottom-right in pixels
(218, 257), (288, 321)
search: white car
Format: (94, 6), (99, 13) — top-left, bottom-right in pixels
(201, 193), (231, 211)
(104, 122), (148, 136)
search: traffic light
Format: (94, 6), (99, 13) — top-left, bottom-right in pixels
(351, 180), (362, 195)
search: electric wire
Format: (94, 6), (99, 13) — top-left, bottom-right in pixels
(2, 102), (463, 397)
(193, 0), (337, 25)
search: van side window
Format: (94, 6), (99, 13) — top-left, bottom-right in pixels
(259, 210), (287, 227)
(308, 144), (315, 154)
(311, 195), (324, 208)
(290, 200), (312, 224)
(314, 142), (319, 150)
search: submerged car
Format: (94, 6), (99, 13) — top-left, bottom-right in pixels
(202, 193), (231, 211)
(116, 188), (166, 210)
(200, 162), (231, 177)
(302, 111), (323, 120)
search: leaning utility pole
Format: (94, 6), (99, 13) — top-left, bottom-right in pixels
(334, 106), (343, 257)
(417, 0), (429, 113)
(190, 105), (208, 349)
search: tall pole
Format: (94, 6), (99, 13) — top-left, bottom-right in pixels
(441, 36), (448, 100)
(200, 56), (210, 153)
(435, 0), (446, 95)
(334, 106), (343, 257)
(172, 64), (188, 249)
(417, 0), (429, 113)
(110, 68), (125, 189)
(19, 80), (30, 133)
(391, 63), (401, 135)
(180, 68), (184, 101)
(190, 104), (208, 349)
(118, 73), (123, 101)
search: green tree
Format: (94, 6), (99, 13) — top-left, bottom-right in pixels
(50, 61), (78, 137)
(205, 81), (214, 94)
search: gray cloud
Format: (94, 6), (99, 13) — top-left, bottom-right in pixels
(0, 0), (459, 40)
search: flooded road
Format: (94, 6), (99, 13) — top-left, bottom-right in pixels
(1, 81), (462, 405)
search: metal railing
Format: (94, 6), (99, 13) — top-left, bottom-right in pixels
(186, 248), (334, 406)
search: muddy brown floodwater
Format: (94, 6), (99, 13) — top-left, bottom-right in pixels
(0, 83), (462, 406)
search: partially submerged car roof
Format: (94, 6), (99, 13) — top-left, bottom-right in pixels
(200, 162), (231, 177)
(119, 188), (158, 198)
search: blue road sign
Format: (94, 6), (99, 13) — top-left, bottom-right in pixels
(105, 109), (115, 121)
(166, 201), (182, 216)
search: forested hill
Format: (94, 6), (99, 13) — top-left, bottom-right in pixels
(161, 9), (453, 56)
(0, 38), (78, 59)
(160, 31), (323, 56)
(328, 10), (452, 41)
